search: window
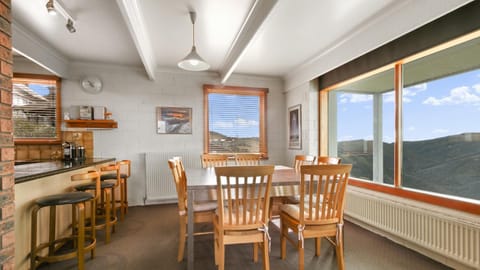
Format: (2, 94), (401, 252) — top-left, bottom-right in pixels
(325, 30), (480, 213)
(13, 74), (61, 143)
(203, 85), (267, 156)
(329, 68), (394, 184)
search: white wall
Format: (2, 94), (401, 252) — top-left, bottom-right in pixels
(284, 80), (319, 166)
(15, 61), (287, 206)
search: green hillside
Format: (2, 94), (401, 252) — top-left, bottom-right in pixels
(339, 133), (480, 200)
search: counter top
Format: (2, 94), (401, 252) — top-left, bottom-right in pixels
(14, 158), (115, 184)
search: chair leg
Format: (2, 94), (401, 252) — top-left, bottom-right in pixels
(315, 237), (321, 256)
(124, 178), (129, 214)
(105, 189), (111, 243)
(120, 179), (125, 220)
(280, 220), (287, 260)
(336, 225), (345, 270)
(77, 203), (86, 270)
(218, 236), (225, 270)
(177, 217), (186, 262)
(48, 206), (56, 256)
(298, 236), (304, 270)
(111, 187), (116, 233)
(262, 236), (270, 270)
(253, 243), (258, 262)
(89, 198), (96, 259)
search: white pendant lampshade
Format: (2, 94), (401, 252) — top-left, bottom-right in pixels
(178, 12), (209, 71)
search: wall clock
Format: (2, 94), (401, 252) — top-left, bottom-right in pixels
(80, 76), (103, 94)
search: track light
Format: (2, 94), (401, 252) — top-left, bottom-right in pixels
(66, 19), (76, 33)
(45, 0), (77, 33)
(46, 0), (56, 15)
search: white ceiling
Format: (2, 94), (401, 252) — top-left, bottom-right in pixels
(11, 0), (473, 87)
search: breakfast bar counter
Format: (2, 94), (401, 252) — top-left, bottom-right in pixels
(14, 157), (115, 270)
(14, 158), (115, 184)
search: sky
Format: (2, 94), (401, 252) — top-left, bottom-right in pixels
(337, 68), (480, 142)
(209, 93), (259, 138)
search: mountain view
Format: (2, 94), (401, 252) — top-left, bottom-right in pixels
(339, 133), (480, 200)
(209, 131), (259, 153)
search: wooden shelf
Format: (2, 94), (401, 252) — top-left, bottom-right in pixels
(64, 120), (118, 129)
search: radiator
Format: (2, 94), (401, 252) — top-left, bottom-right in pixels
(345, 188), (480, 270)
(144, 152), (202, 205)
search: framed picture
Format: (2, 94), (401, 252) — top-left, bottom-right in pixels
(156, 107), (192, 134)
(288, 104), (301, 149)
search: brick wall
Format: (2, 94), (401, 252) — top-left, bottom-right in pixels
(0, 0), (13, 269)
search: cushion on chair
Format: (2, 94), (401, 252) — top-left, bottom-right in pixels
(100, 173), (128, 181)
(36, 192), (94, 207)
(75, 181), (115, 191)
(280, 202), (338, 221)
(192, 201), (217, 212)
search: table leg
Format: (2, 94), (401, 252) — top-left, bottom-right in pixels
(187, 189), (195, 270)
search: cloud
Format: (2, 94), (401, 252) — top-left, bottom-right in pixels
(473, 83), (480, 93)
(339, 135), (353, 141)
(234, 118), (258, 127)
(383, 85), (425, 103)
(433, 128), (449, 134)
(407, 126), (416, 131)
(423, 86), (480, 106)
(339, 93), (372, 103)
(213, 118), (258, 129)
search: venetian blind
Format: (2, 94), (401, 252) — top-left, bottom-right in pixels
(13, 80), (58, 138)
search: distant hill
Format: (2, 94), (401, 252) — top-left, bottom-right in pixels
(339, 133), (480, 200)
(209, 131), (259, 153)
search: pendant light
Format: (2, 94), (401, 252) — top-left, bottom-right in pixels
(178, 11), (210, 71)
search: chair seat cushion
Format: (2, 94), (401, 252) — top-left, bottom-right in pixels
(36, 192), (94, 207)
(280, 203), (338, 222)
(101, 173), (128, 180)
(75, 181), (115, 191)
(193, 201), (217, 212)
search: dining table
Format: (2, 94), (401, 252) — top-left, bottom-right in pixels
(185, 165), (300, 270)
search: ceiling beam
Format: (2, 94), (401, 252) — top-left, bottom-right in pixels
(12, 20), (69, 77)
(116, 0), (156, 80)
(219, 0), (279, 84)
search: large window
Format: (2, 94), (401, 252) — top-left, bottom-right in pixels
(326, 31), (480, 210)
(13, 74), (61, 143)
(203, 85), (267, 156)
(329, 68), (394, 184)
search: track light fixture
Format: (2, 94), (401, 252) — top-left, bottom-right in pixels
(45, 0), (77, 33)
(66, 19), (76, 33)
(46, 0), (56, 15)
(178, 11), (209, 71)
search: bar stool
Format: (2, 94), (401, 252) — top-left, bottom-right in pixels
(100, 163), (123, 220)
(74, 169), (118, 243)
(101, 160), (131, 219)
(30, 172), (99, 270)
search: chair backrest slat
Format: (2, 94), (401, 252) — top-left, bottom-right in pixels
(215, 165), (274, 228)
(201, 154), (228, 168)
(168, 159), (187, 213)
(299, 165), (352, 224)
(234, 154), (261, 166)
(294, 155), (316, 172)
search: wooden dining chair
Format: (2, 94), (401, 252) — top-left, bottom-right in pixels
(234, 153), (261, 165)
(280, 164), (352, 270)
(294, 155), (316, 172)
(316, 156), (342, 165)
(201, 154), (228, 168)
(167, 159), (216, 262)
(287, 156), (341, 204)
(213, 165), (275, 270)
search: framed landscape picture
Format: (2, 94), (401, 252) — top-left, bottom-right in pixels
(156, 106), (192, 134)
(288, 104), (301, 149)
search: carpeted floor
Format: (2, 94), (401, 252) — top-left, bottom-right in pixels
(38, 204), (452, 270)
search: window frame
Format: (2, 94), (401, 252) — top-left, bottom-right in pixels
(12, 73), (62, 144)
(320, 30), (480, 215)
(203, 84), (268, 157)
